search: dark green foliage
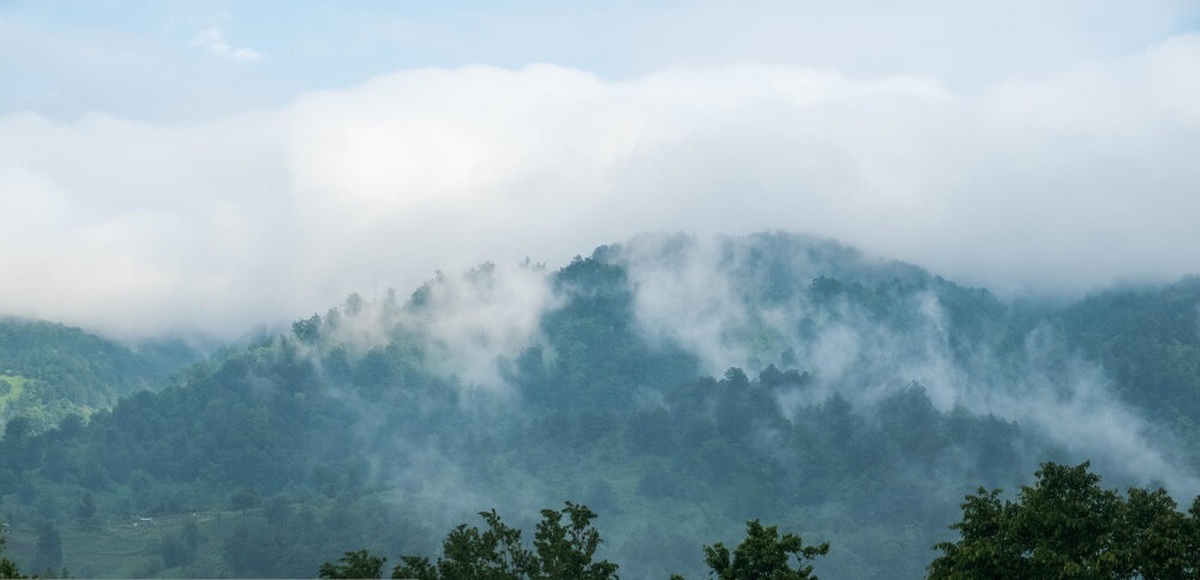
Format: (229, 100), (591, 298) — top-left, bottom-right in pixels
(377, 508), (824, 580)
(0, 533), (26, 579)
(0, 318), (201, 433)
(701, 520), (829, 580)
(521, 254), (699, 410)
(0, 559), (21, 580)
(1117, 488), (1197, 578)
(435, 510), (534, 579)
(0, 418), (39, 472)
(1057, 278), (1200, 452)
(532, 503), (619, 580)
(388, 503), (618, 580)
(929, 462), (1200, 579)
(293, 314), (323, 344)
(160, 531), (197, 569)
(319, 549), (386, 579)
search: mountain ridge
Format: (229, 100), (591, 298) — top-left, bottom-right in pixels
(2, 231), (1199, 578)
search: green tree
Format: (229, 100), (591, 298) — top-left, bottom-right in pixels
(384, 503), (616, 580)
(1, 531), (27, 579)
(160, 532), (197, 569)
(699, 519), (829, 580)
(319, 549), (386, 579)
(929, 461), (1200, 579)
(531, 503), (618, 580)
(926, 487), (1023, 578)
(0, 558), (21, 580)
(433, 509), (534, 579)
(1012, 462), (1123, 577)
(1115, 488), (1195, 579)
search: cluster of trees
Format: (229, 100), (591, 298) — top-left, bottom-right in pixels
(320, 503), (827, 580)
(321, 462), (1200, 579)
(0, 523), (65, 579)
(0, 318), (200, 434)
(692, 519), (828, 580)
(930, 462), (1200, 578)
(1, 535), (24, 579)
(1057, 277), (1200, 458)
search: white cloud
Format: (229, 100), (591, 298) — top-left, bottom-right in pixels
(401, 264), (561, 391)
(0, 32), (1197, 340)
(189, 27), (261, 63)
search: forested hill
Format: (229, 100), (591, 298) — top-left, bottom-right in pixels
(2, 232), (1200, 578)
(0, 318), (203, 433)
(1056, 276), (1200, 428)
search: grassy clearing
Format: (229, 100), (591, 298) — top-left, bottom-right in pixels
(2, 505), (261, 578)
(0, 374), (28, 410)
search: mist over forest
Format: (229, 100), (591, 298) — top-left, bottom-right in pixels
(3, 231), (1200, 578)
(3, 3), (1199, 577)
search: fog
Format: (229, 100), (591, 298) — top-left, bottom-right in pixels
(270, 230), (1200, 577)
(613, 233), (1200, 496)
(302, 231), (1200, 502)
(1, 31), (1198, 340)
(3, 4), (1199, 577)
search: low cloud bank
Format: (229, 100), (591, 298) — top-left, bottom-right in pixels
(1, 34), (1198, 340)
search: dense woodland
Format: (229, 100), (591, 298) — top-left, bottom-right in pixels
(2, 232), (1200, 578)
(0, 320), (202, 434)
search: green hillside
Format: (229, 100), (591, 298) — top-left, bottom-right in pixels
(0, 318), (204, 433)
(2, 233), (1199, 578)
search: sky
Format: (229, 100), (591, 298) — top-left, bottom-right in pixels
(1, 0), (1199, 340)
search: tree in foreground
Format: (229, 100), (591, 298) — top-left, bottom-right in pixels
(389, 502), (618, 580)
(324, 504), (828, 579)
(682, 519), (828, 580)
(319, 549), (387, 579)
(928, 461), (1200, 579)
(0, 532), (26, 580)
(530, 503), (619, 580)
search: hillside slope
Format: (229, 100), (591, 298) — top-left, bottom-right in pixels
(2, 232), (1198, 578)
(0, 318), (203, 433)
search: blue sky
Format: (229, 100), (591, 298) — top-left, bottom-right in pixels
(3, 1), (681, 118)
(1, 1), (1199, 338)
(7, 1), (1196, 120)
